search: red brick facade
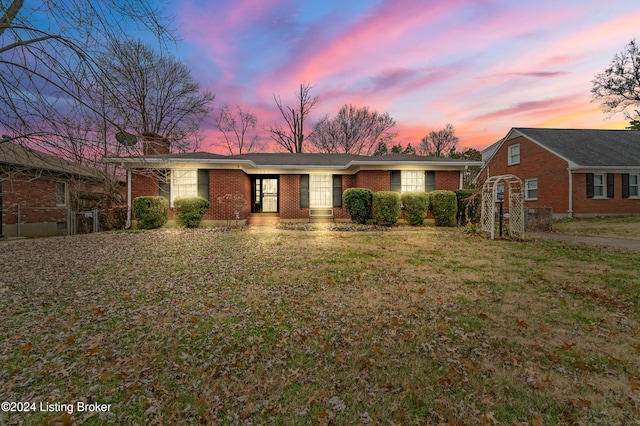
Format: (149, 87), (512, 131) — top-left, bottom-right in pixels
(484, 135), (640, 217)
(130, 168), (463, 222)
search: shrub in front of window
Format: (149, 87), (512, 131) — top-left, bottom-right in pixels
(133, 196), (169, 229)
(454, 189), (480, 225)
(429, 190), (458, 227)
(400, 191), (429, 226)
(373, 191), (401, 226)
(343, 188), (373, 224)
(174, 196), (210, 228)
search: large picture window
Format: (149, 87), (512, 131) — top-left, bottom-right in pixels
(309, 174), (332, 207)
(401, 171), (425, 193)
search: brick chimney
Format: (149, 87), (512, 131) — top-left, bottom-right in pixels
(142, 132), (170, 155)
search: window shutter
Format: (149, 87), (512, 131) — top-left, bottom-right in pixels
(300, 175), (309, 208)
(586, 173), (594, 198)
(332, 175), (342, 207)
(425, 171), (436, 192)
(197, 170), (209, 200)
(607, 173), (615, 198)
(390, 171), (401, 192)
(622, 173), (630, 198)
(159, 170), (170, 200)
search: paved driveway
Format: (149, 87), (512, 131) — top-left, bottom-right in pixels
(528, 232), (640, 251)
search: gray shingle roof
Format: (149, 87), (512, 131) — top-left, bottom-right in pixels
(0, 142), (104, 179)
(512, 128), (640, 167)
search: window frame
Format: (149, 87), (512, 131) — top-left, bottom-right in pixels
(629, 174), (639, 198)
(524, 178), (538, 201)
(56, 181), (67, 206)
(309, 174), (333, 208)
(592, 173), (606, 198)
(400, 170), (425, 193)
(507, 144), (520, 166)
(170, 169), (198, 206)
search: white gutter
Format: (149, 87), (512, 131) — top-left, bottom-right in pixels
(567, 168), (573, 218)
(126, 168), (132, 229)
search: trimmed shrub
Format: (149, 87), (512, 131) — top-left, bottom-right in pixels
(373, 191), (401, 226)
(429, 190), (458, 227)
(343, 188), (373, 224)
(455, 189), (480, 225)
(174, 196), (210, 228)
(401, 191), (429, 226)
(133, 196), (169, 229)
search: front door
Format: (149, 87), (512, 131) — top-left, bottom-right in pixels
(252, 177), (279, 213)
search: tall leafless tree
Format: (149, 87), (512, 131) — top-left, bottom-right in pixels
(95, 39), (215, 153)
(213, 104), (260, 154)
(268, 83), (319, 153)
(419, 123), (459, 157)
(592, 39), (640, 121)
(0, 0), (176, 152)
(309, 104), (397, 155)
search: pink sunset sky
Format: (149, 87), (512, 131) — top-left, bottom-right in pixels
(166, 0), (638, 153)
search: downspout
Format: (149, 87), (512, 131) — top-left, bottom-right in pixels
(459, 167), (465, 189)
(126, 166), (132, 229)
(567, 168), (573, 218)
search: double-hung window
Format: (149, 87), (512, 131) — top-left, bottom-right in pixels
(630, 175), (639, 197)
(309, 174), (333, 207)
(508, 144), (520, 165)
(171, 170), (198, 205)
(593, 173), (605, 197)
(56, 181), (67, 206)
(525, 178), (538, 200)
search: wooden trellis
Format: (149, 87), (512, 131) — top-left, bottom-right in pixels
(481, 175), (525, 240)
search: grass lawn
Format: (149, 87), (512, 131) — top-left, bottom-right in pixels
(1, 226), (639, 425)
(553, 216), (640, 240)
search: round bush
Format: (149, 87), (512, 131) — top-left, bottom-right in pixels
(174, 196), (210, 228)
(343, 188), (373, 224)
(373, 191), (401, 226)
(133, 196), (169, 229)
(401, 191), (429, 226)
(429, 190), (458, 227)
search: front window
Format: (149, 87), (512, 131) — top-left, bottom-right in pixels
(630, 175), (639, 197)
(401, 171), (425, 193)
(171, 170), (197, 205)
(309, 174), (332, 207)
(495, 183), (505, 202)
(525, 178), (538, 200)
(593, 174), (605, 197)
(56, 181), (67, 206)
(508, 144), (520, 165)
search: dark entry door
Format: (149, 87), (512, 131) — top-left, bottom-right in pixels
(252, 177), (278, 213)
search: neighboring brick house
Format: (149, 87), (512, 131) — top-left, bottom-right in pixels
(0, 141), (114, 237)
(480, 128), (640, 218)
(107, 139), (481, 225)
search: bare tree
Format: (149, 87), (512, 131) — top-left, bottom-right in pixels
(309, 104), (397, 155)
(268, 83), (319, 153)
(0, 0), (175, 150)
(592, 39), (640, 120)
(213, 105), (260, 154)
(419, 123), (459, 157)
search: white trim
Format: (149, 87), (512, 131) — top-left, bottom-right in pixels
(507, 144), (520, 166)
(524, 178), (538, 200)
(309, 174), (333, 208)
(126, 169), (132, 229)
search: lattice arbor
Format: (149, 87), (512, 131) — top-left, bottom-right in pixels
(481, 175), (525, 240)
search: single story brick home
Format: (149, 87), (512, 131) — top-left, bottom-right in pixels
(480, 128), (640, 218)
(106, 136), (482, 226)
(1, 141), (115, 237)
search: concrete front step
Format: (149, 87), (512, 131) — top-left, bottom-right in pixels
(246, 214), (281, 226)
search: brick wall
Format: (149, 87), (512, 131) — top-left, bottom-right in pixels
(435, 171), (462, 190)
(208, 169), (251, 221)
(1, 175), (67, 226)
(279, 174), (308, 219)
(484, 136), (570, 215)
(572, 172), (640, 216)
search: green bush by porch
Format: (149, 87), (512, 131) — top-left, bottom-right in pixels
(373, 191), (401, 226)
(401, 191), (430, 226)
(343, 188), (373, 224)
(174, 196), (210, 228)
(133, 196), (169, 229)
(429, 190), (458, 227)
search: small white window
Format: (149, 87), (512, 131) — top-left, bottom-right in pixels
(401, 170), (424, 193)
(593, 173), (605, 197)
(171, 170), (197, 205)
(508, 144), (520, 166)
(525, 178), (538, 200)
(56, 181), (67, 206)
(495, 183), (505, 202)
(630, 175), (639, 197)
